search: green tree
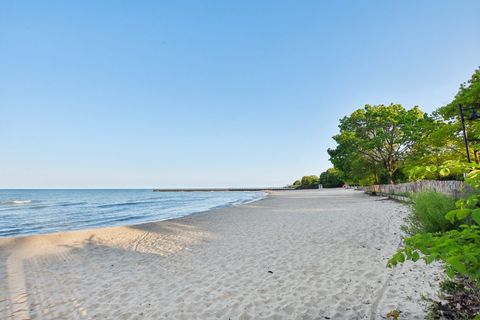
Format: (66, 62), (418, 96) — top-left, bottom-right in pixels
(319, 168), (344, 188)
(402, 68), (480, 173)
(291, 175), (320, 189)
(436, 67), (480, 164)
(328, 104), (428, 184)
(404, 117), (466, 171)
(327, 135), (380, 185)
(438, 67), (480, 120)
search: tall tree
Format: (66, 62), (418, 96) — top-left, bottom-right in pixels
(438, 67), (480, 119)
(436, 67), (480, 163)
(319, 168), (344, 188)
(328, 104), (428, 184)
(403, 113), (466, 172)
(405, 67), (480, 171)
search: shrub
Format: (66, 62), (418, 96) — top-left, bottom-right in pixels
(403, 191), (457, 235)
(390, 225), (480, 280)
(390, 160), (480, 283)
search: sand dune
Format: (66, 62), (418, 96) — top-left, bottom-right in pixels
(0, 189), (441, 319)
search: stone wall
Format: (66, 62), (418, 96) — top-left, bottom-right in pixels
(363, 180), (471, 199)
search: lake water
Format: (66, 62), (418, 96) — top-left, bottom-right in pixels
(0, 189), (265, 237)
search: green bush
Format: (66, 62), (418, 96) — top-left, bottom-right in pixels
(390, 225), (480, 280)
(390, 161), (480, 283)
(403, 191), (457, 235)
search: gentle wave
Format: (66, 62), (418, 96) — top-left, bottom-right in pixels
(96, 199), (173, 209)
(59, 201), (88, 207)
(0, 190), (266, 237)
(7, 200), (32, 205)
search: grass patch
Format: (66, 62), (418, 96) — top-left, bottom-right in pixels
(403, 191), (457, 236)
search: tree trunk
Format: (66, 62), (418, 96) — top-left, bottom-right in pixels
(385, 160), (395, 184)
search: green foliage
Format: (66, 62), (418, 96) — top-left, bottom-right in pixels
(390, 161), (480, 282)
(319, 168), (344, 188)
(328, 146), (378, 185)
(403, 192), (457, 235)
(328, 103), (428, 184)
(386, 309), (400, 320)
(402, 116), (467, 178)
(328, 66), (480, 184)
(300, 175), (319, 188)
(389, 225), (480, 280)
(291, 175), (319, 189)
(437, 67), (480, 119)
(390, 159), (480, 319)
(420, 67), (480, 168)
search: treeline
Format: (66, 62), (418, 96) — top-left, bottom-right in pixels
(291, 169), (344, 189)
(327, 67), (480, 185)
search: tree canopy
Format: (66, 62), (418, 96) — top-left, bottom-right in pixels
(327, 66), (480, 185)
(437, 67), (480, 119)
(404, 67), (480, 173)
(291, 175), (319, 189)
(328, 104), (428, 184)
(319, 169), (344, 188)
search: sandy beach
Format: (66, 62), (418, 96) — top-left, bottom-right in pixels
(0, 189), (441, 319)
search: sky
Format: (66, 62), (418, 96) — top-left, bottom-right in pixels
(1, 1), (479, 188)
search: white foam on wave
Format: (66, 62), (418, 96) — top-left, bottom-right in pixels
(10, 200), (32, 205)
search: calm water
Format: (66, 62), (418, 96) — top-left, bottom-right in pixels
(0, 189), (265, 238)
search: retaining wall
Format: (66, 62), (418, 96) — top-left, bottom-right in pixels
(363, 180), (471, 199)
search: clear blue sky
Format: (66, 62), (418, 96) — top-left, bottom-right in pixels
(1, 1), (479, 188)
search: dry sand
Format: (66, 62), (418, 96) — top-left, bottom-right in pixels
(0, 189), (442, 319)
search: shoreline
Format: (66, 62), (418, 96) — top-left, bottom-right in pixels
(0, 190), (268, 239)
(0, 189), (441, 319)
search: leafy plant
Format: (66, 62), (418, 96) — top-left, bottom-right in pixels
(403, 191), (457, 235)
(390, 225), (480, 280)
(390, 161), (480, 282)
(386, 309), (400, 320)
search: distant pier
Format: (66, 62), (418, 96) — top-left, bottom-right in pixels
(153, 187), (295, 192)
